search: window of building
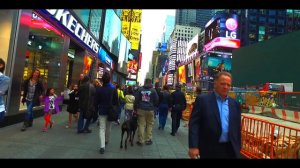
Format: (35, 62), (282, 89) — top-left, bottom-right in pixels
(277, 28), (284, 33)
(278, 10), (286, 17)
(258, 26), (265, 41)
(268, 26), (275, 33)
(268, 18), (275, 25)
(249, 24), (257, 32)
(268, 10), (276, 16)
(294, 10), (300, 17)
(249, 15), (257, 22)
(249, 9), (257, 14)
(278, 19), (285, 26)
(259, 16), (266, 23)
(259, 10), (266, 15)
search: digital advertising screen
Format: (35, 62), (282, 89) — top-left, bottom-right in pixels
(194, 58), (201, 81)
(126, 80), (136, 86)
(102, 10), (121, 56)
(178, 65), (186, 84)
(186, 35), (199, 60)
(127, 58), (138, 74)
(83, 55), (93, 75)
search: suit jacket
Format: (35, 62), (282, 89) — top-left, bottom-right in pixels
(189, 92), (241, 158)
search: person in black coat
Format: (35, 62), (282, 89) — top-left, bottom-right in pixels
(94, 72), (119, 154)
(21, 69), (44, 131)
(170, 84), (186, 136)
(77, 75), (95, 133)
(66, 84), (79, 128)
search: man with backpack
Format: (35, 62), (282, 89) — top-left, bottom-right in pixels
(134, 78), (159, 146)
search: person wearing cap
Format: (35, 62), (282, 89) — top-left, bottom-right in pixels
(170, 83), (186, 136)
(188, 72), (241, 159)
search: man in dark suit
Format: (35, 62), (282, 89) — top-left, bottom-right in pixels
(188, 72), (241, 159)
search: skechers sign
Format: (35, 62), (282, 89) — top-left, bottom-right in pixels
(42, 9), (100, 54)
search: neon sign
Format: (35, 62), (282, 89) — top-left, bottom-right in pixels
(204, 37), (240, 52)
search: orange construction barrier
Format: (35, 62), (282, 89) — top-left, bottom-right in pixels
(241, 114), (300, 159)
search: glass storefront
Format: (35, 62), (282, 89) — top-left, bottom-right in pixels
(19, 12), (65, 111)
(0, 10), (15, 73)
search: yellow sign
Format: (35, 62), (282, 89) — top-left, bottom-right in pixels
(121, 10), (131, 38)
(121, 9), (142, 50)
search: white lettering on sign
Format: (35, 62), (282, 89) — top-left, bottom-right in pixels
(45, 9), (99, 54)
(105, 56), (112, 66)
(225, 31), (237, 39)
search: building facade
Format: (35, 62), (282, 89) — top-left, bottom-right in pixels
(0, 9), (121, 127)
(175, 9), (197, 27)
(196, 9), (215, 30)
(170, 25), (201, 42)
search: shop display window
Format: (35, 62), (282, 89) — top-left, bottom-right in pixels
(19, 12), (65, 110)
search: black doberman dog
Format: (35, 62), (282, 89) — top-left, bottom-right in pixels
(120, 112), (138, 149)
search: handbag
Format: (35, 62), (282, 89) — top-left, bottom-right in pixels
(107, 105), (118, 121)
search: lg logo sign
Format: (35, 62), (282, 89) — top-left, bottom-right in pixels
(226, 18), (238, 31)
(225, 18), (238, 39)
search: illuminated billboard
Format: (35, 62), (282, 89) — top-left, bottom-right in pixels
(121, 9), (142, 50)
(204, 37), (240, 52)
(127, 58), (138, 74)
(126, 80), (136, 86)
(194, 57), (201, 81)
(204, 13), (239, 52)
(178, 66), (186, 84)
(186, 35), (199, 61)
(102, 10), (121, 56)
(83, 55), (93, 75)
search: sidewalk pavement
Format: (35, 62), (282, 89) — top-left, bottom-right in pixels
(0, 106), (190, 159)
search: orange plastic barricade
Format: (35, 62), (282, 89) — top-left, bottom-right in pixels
(241, 114), (300, 159)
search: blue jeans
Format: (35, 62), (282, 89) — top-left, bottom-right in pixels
(77, 110), (91, 132)
(158, 104), (169, 129)
(0, 112), (5, 123)
(117, 104), (124, 120)
(25, 100), (34, 121)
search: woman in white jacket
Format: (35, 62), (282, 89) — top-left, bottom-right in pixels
(124, 86), (135, 121)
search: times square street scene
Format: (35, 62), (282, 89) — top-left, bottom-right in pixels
(0, 9), (299, 159)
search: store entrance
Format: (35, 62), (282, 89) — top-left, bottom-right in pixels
(65, 40), (85, 89)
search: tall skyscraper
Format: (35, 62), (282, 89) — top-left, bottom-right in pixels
(175, 9), (197, 27)
(196, 9), (214, 29)
(163, 15), (175, 43)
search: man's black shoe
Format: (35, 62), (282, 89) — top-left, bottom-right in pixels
(136, 141), (143, 146)
(170, 132), (175, 136)
(99, 148), (105, 154)
(84, 129), (92, 133)
(145, 140), (153, 145)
